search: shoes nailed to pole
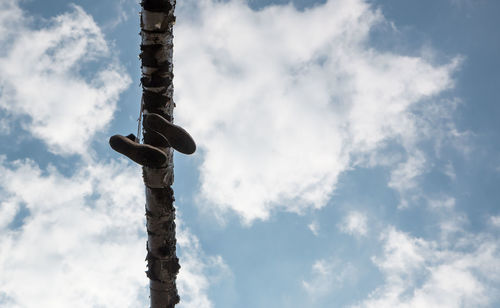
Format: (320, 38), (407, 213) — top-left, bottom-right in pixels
(109, 134), (167, 168)
(144, 113), (196, 155)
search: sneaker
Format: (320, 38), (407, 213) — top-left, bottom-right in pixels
(144, 113), (196, 155)
(109, 134), (167, 168)
(143, 130), (170, 148)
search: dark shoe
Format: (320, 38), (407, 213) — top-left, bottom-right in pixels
(144, 113), (196, 155)
(125, 133), (139, 142)
(143, 129), (170, 148)
(109, 134), (167, 168)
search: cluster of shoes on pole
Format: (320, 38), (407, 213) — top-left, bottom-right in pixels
(109, 113), (196, 168)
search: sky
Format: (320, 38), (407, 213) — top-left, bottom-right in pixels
(0, 0), (499, 307)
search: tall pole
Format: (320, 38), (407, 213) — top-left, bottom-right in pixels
(140, 0), (180, 307)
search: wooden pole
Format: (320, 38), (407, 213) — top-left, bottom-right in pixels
(140, 0), (180, 307)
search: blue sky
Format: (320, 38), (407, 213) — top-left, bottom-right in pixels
(0, 0), (499, 307)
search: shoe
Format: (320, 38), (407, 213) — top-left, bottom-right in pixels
(144, 113), (196, 155)
(143, 130), (170, 148)
(109, 134), (167, 168)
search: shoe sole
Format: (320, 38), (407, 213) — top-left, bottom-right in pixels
(144, 114), (196, 155)
(109, 135), (167, 168)
(144, 129), (170, 148)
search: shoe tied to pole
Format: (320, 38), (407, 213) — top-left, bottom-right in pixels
(109, 133), (167, 168)
(144, 113), (196, 155)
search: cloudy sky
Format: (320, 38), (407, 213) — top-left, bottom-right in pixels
(0, 0), (499, 307)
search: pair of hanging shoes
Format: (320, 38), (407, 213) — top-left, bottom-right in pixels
(109, 113), (196, 168)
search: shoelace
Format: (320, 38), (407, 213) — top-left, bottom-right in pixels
(136, 97), (144, 143)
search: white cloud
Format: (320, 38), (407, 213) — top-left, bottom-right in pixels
(490, 215), (500, 227)
(338, 211), (368, 237)
(308, 220), (320, 236)
(428, 196), (456, 209)
(0, 158), (148, 308)
(388, 150), (427, 208)
(424, 195), (470, 246)
(414, 98), (471, 157)
(102, 0), (137, 30)
(439, 213), (469, 245)
(0, 197), (18, 230)
(302, 258), (356, 298)
(0, 0), (24, 43)
(0, 2), (130, 156)
(355, 227), (500, 307)
(443, 161), (456, 180)
(177, 218), (231, 308)
(0, 117), (11, 135)
(0, 156), (228, 308)
(174, 0), (461, 223)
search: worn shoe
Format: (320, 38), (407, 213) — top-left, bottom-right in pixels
(144, 113), (196, 155)
(109, 134), (167, 168)
(143, 129), (170, 148)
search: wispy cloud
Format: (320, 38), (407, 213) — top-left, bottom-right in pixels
(490, 215), (500, 228)
(177, 219), (231, 308)
(338, 211), (368, 237)
(355, 227), (500, 307)
(302, 258), (356, 299)
(308, 220), (320, 236)
(174, 0), (461, 224)
(388, 150), (426, 208)
(428, 195), (456, 209)
(103, 0), (137, 30)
